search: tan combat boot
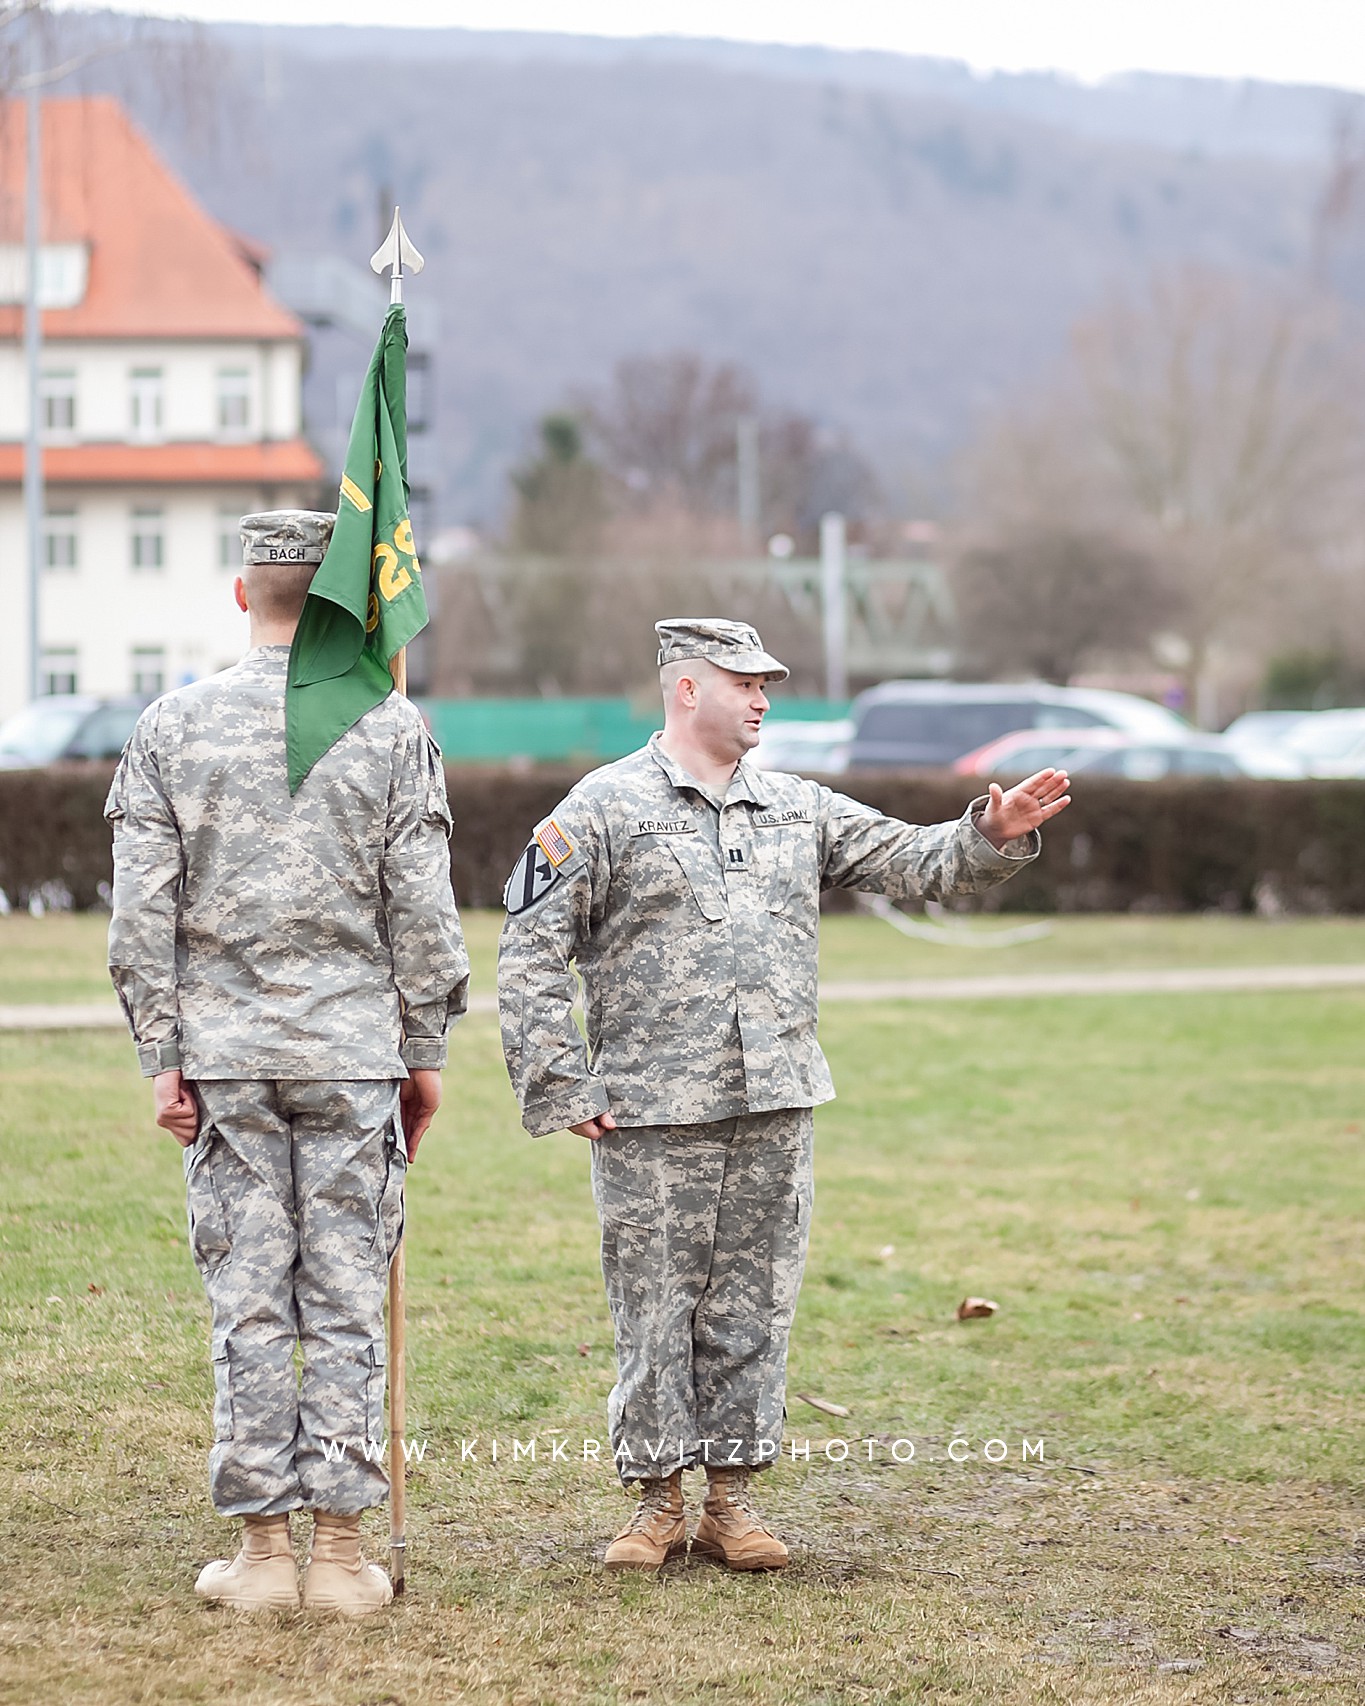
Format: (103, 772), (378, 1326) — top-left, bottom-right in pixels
(692, 1466), (790, 1571)
(194, 1512), (300, 1611)
(603, 1470), (688, 1572)
(302, 1511), (394, 1617)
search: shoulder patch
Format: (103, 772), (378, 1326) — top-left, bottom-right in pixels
(504, 840), (563, 915)
(535, 817), (576, 867)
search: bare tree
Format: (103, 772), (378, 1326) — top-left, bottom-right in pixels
(952, 524), (1175, 685)
(1073, 268), (1364, 717)
(580, 350), (879, 553)
(584, 352), (756, 515)
(953, 268), (1365, 719)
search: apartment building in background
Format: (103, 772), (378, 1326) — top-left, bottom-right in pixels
(0, 97), (323, 720)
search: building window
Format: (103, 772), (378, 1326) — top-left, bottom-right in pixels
(41, 647), (78, 696)
(131, 646), (166, 697)
(44, 508), (78, 571)
(40, 369), (77, 436)
(219, 506), (242, 569)
(131, 508), (165, 571)
(217, 368), (252, 435)
(129, 367), (164, 440)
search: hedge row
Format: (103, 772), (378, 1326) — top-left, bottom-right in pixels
(2, 764), (1364, 915)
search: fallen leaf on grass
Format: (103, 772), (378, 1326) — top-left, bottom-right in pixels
(956, 1297), (998, 1320)
(576, 1343), (590, 1357)
(794, 1391), (850, 1418)
(86, 1284), (104, 1296)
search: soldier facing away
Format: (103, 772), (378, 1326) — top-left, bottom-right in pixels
(105, 510), (470, 1616)
(498, 617), (1070, 1571)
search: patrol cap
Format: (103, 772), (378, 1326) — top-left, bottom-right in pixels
(239, 509), (336, 566)
(655, 617), (789, 682)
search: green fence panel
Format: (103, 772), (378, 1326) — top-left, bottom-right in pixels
(417, 697), (850, 764)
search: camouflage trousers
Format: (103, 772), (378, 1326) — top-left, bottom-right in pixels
(185, 1079), (406, 1517)
(590, 1107), (814, 1483)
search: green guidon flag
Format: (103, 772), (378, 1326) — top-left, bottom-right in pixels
(286, 302), (427, 793)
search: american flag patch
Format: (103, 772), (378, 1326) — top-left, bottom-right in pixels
(535, 818), (576, 866)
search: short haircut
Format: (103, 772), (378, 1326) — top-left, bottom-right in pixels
(241, 561), (317, 625)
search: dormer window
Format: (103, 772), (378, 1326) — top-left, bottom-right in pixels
(129, 367), (164, 440)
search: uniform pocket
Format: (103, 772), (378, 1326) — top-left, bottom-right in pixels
(184, 1129), (231, 1272)
(590, 1133), (658, 1230)
(662, 837), (727, 923)
(365, 1341), (388, 1447)
(377, 1112), (408, 1263)
(757, 824), (819, 936)
(210, 1334), (235, 1442)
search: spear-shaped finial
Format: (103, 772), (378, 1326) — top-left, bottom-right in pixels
(370, 205), (425, 305)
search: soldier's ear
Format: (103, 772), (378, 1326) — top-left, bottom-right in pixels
(233, 576), (249, 614)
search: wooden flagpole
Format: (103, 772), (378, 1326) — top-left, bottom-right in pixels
(371, 204), (424, 1596)
(387, 646), (408, 1595)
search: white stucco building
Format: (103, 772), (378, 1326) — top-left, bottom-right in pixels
(0, 97), (323, 719)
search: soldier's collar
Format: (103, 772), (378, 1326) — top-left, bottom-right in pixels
(647, 731), (774, 808)
(727, 755), (773, 808)
(236, 644), (291, 677)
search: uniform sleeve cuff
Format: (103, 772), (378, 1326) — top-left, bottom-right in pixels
(136, 1039), (183, 1077)
(400, 1038), (448, 1070)
(521, 1086), (612, 1140)
(964, 798), (1041, 865)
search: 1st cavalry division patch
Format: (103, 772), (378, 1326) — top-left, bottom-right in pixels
(504, 841), (561, 915)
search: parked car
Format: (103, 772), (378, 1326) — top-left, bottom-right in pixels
(845, 681), (1189, 770)
(955, 726), (1254, 781)
(1222, 710), (1311, 748)
(1279, 708), (1365, 778)
(1220, 710), (1314, 776)
(752, 718), (853, 773)
(0, 695), (148, 769)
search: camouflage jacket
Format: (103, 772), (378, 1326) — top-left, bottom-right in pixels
(498, 733), (1039, 1137)
(105, 645), (469, 1080)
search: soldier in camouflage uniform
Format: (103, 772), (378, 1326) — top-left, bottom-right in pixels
(106, 510), (469, 1616)
(498, 618), (1070, 1571)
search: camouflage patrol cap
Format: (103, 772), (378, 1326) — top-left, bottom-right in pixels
(655, 617), (789, 682)
(239, 509), (336, 566)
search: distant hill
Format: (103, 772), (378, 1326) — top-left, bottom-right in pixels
(50, 16), (1359, 527)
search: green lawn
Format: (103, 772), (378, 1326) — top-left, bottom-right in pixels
(5, 908), (1365, 1006)
(1, 917), (1363, 1702)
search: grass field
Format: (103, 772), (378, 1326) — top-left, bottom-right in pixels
(1, 912), (1363, 1703)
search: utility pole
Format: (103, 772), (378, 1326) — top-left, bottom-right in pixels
(23, 58), (44, 701)
(736, 414), (759, 547)
(820, 510), (847, 703)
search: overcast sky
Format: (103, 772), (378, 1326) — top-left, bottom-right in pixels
(79, 0), (1365, 94)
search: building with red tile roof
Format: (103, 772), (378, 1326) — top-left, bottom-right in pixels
(0, 97), (326, 714)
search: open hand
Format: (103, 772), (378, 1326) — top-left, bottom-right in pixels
(979, 769), (1071, 849)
